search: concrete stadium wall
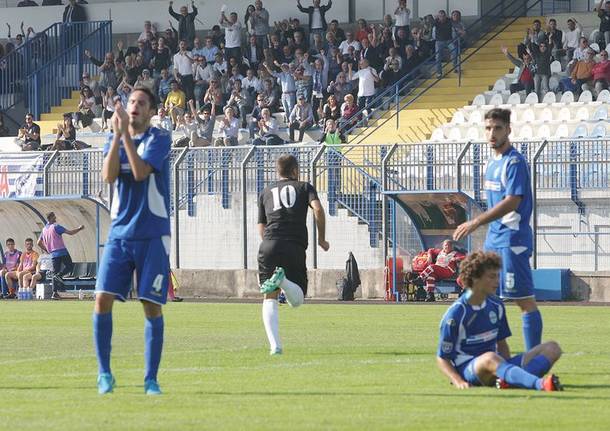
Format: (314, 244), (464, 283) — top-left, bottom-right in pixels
(0, 198), (109, 263)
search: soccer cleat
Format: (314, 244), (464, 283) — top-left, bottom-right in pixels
(51, 292), (61, 300)
(97, 373), (115, 394)
(495, 378), (513, 389)
(540, 374), (563, 392)
(270, 347), (283, 356)
(144, 379), (162, 395)
(260, 267), (285, 294)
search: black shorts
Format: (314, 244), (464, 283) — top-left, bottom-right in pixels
(258, 240), (307, 294)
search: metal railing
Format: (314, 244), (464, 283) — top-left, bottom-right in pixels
(340, 0), (544, 147)
(0, 21), (112, 116)
(27, 21), (112, 120)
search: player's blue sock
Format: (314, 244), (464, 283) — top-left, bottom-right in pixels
(524, 355), (551, 377)
(93, 312), (113, 375)
(496, 361), (542, 390)
(144, 315), (164, 382)
(522, 310), (543, 351)
(1, 278), (7, 296)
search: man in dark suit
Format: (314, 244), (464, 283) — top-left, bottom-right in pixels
(63, 0), (87, 22)
(359, 34), (381, 70)
(244, 35), (265, 69)
(297, 0), (333, 46)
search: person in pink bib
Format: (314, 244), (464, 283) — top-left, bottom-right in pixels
(37, 212), (85, 300)
(1, 238), (22, 299)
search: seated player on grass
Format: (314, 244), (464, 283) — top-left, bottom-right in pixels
(436, 251), (563, 391)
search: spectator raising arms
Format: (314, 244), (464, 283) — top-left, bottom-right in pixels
(297, 0), (333, 47)
(168, 0), (198, 47)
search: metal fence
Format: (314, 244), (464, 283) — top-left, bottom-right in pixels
(1, 137), (610, 270)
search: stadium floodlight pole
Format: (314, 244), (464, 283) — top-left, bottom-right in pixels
(172, 147), (189, 269)
(241, 146), (257, 269)
(455, 141), (473, 192)
(381, 143), (398, 264)
(531, 139), (548, 270)
(42, 150), (61, 196)
(310, 144), (327, 269)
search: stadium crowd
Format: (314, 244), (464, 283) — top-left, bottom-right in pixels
(1, 1), (472, 149)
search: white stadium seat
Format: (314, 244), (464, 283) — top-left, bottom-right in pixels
(466, 127), (480, 140)
(473, 94), (486, 106)
(579, 90), (593, 103)
(549, 76), (560, 91)
(550, 61), (562, 75)
(590, 42), (600, 53)
(507, 92), (522, 105)
(525, 92), (539, 104)
(521, 108), (536, 122)
(558, 107), (571, 122)
(542, 92), (556, 104)
(593, 106), (608, 121)
(518, 124), (534, 139)
(554, 124), (570, 138)
(469, 110), (483, 123)
(430, 128), (445, 141)
(447, 127), (462, 141)
(489, 93), (504, 106)
(560, 91), (575, 103)
(540, 107), (553, 122)
(573, 123), (588, 138)
(597, 89), (610, 102)
(590, 123), (607, 138)
(537, 124), (551, 139)
(590, 29), (600, 43)
(493, 79), (506, 91)
(451, 111), (466, 124)
(576, 106), (590, 121)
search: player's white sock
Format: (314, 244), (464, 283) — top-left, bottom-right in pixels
(279, 278), (304, 308)
(262, 299), (281, 352)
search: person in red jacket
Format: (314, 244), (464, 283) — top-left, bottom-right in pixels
(418, 240), (465, 302)
(591, 49), (610, 95)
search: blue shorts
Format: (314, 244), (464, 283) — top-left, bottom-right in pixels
(458, 354), (524, 386)
(96, 236), (171, 305)
(486, 246), (534, 299)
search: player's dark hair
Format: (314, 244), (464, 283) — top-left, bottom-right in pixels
(459, 251), (501, 288)
(484, 108), (511, 125)
(132, 87), (157, 112)
(46, 212), (55, 222)
(6, 238), (14, 244)
(277, 155), (299, 179)
(25, 238), (33, 243)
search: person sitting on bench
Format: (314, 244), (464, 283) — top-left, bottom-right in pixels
(417, 240), (465, 302)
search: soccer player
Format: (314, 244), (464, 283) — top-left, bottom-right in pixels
(258, 155), (330, 355)
(454, 108), (543, 352)
(94, 87), (172, 395)
(437, 251), (562, 391)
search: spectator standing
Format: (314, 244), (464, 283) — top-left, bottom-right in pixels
(433, 10), (457, 78)
(193, 56), (214, 109)
(0, 238), (22, 298)
(348, 59), (380, 110)
(138, 21), (157, 43)
(37, 211), (85, 300)
(168, 0), (198, 48)
(338, 31), (361, 55)
(152, 38), (172, 76)
(546, 19), (563, 59)
(101, 87), (118, 132)
(250, 0), (270, 48)
(63, 0), (87, 22)
(297, 0), (333, 47)
(15, 113), (41, 151)
(157, 68), (173, 104)
(289, 94), (314, 142)
(528, 39), (553, 100)
(18, 0), (38, 6)
(597, 0), (610, 46)
(173, 40), (195, 103)
(327, 71), (353, 103)
(220, 10), (243, 62)
(265, 61), (297, 121)
(501, 46), (535, 95)
(84, 50), (117, 93)
(562, 18), (583, 61)
(394, 0), (411, 39)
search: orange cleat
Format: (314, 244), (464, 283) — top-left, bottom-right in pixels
(540, 374), (563, 392)
(495, 378), (513, 389)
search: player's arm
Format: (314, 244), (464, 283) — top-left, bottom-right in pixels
(102, 131), (121, 183)
(311, 199), (329, 251)
(497, 338), (511, 360)
(436, 357), (469, 389)
(257, 223), (266, 239)
(64, 226), (85, 235)
(113, 104), (155, 182)
(454, 194), (522, 240)
(37, 238), (48, 254)
(26, 253), (38, 272)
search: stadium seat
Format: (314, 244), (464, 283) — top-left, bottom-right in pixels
(590, 123), (607, 138)
(579, 90), (593, 103)
(525, 92), (539, 104)
(540, 107), (553, 122)
(573, 123), (588, 138)
(489, 93), (504, 106)
(521, 108), (536, 122)
(518, 124), (534, 139)
(466, 127), (480, 140)
(561, 91), (575, 103)
(550, 61), (562, 75)
(555, 123), (570, 138)
(447, 127), (462, 141)
(590, 42), (600, 53)
(507, 92), (522, 105)
(590, 29), (600, 43)
(558, 107), (571, 121)
(493, 79), (507, 91)
(606, 44), (610, 56)
(451, 111), (466, 124)
(576, 106), (590, 121)
(430, 128), (445, 141)
(542, 92), (557, 104)
(597, 89), (610, 102)
(469, 110), (483, 123)
(593, 106), (608, 120)
(472, 94), (486, 106)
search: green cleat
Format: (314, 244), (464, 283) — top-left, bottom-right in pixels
(260, 267), (286, 294)
(97, 373), (115, 394)
(144, 379), (162, 395)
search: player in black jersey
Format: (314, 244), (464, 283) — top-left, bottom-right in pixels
(257, 154), (330, 355)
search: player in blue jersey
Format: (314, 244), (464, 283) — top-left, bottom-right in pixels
(94, 87), (172, 395)
(437, 251), (562, 391)
(454, 108), (543, 352)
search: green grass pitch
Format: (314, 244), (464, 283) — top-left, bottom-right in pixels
(1, 301), (609, 430)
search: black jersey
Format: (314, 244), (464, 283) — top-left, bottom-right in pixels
(258, 179), (319, 248)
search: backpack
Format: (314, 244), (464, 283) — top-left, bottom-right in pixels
(337, 252), (361, 301)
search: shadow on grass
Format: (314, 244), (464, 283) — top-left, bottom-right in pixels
(371, 351), (432, 356)
(563, 384), (610, 389)
(0, 384), (142, 390)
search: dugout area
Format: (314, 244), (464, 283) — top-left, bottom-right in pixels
(0, 196), (109, 269)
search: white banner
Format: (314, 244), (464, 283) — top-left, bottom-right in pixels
(0, 154), (45, 199)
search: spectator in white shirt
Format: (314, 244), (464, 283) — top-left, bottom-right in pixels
(338, 31), (361, 55)
(289, 95), (314, 142)
(394, 0), (411, 38)
(156, 107), (174, 132)
(216, 106), (240, 146)
(562, 18), (583, 61)
(252, 107), (284, 146)
(348, 59), (380, 109)
(138, 21), (157, 43)
(193, 56), (215, 109)
(220, 10), (243, 62)
(173, 39), (195, 103)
